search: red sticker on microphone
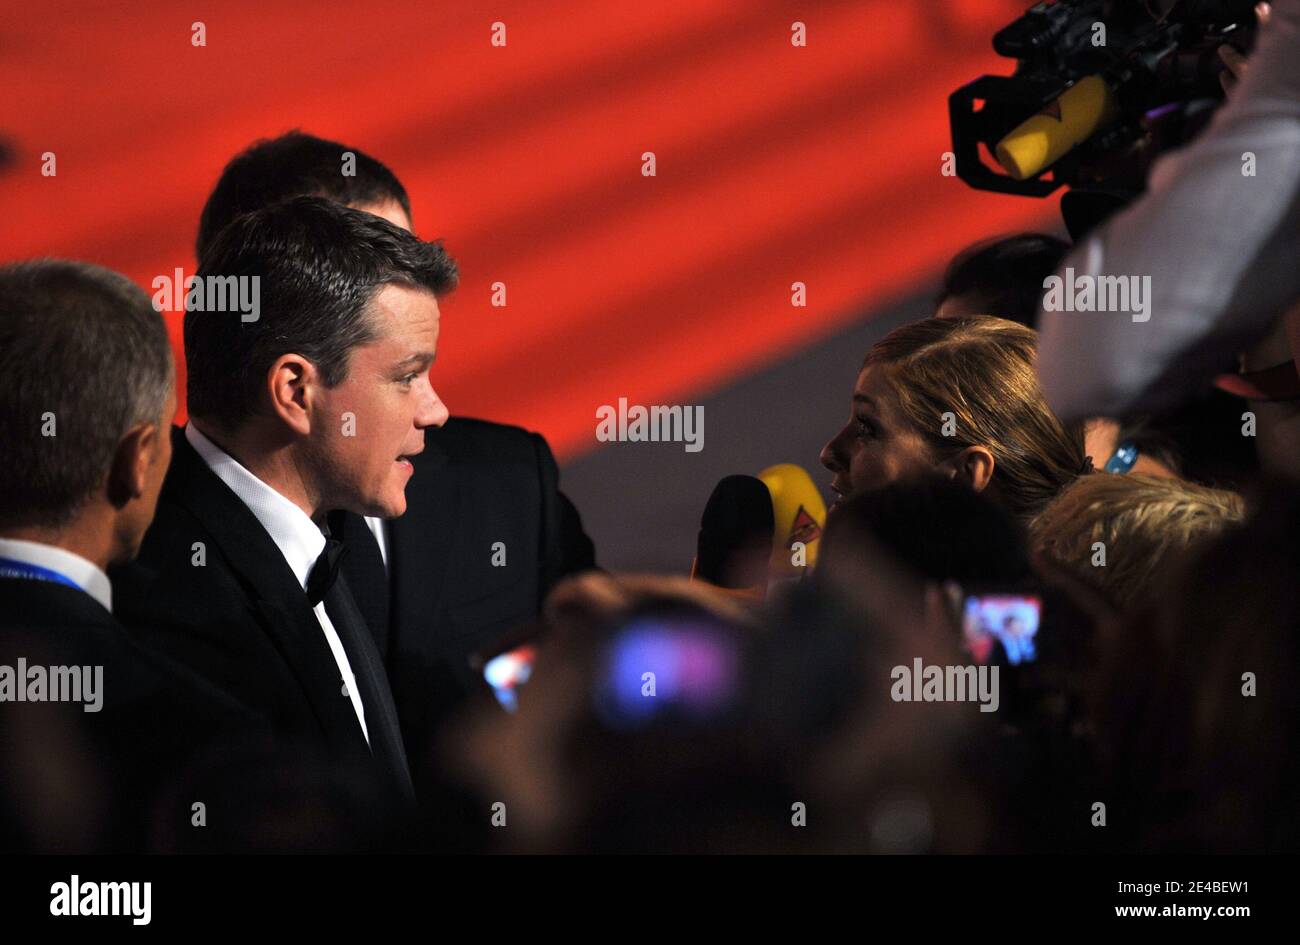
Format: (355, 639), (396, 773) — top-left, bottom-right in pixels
(788, 506), (822, 546)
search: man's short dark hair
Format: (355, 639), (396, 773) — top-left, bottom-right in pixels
(822, 475), (1031, 585)
(937, 233), (1071, 329)
(0, 260), (173, 529)
(185, 195), (458, 431)
(196, 130), (412, 262)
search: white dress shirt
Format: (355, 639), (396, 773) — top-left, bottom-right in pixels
(363, 516), (388, 567)
(1036, 0), (1300, 420)
(0, 537), (113, 613)
(185, 423), (370, 745)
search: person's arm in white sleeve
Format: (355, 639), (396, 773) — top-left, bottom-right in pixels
(1035, 0), (1300, 421)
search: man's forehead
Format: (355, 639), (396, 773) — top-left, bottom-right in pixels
(368, 284), (440, 332)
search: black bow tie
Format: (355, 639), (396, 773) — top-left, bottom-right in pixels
(306, 537), (348, 606)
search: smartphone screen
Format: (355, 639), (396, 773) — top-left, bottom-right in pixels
(961, 593), (1041, 666)
(592, 615), (742, 730)
(482, 644), (537, 713)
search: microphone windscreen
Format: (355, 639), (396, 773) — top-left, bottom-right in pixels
(758, 463), (826, 576)
(695, 475), (774, 590)
(995, 75), (1119, 180)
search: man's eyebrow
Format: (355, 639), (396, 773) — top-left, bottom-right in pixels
(394, 352), (437, 370)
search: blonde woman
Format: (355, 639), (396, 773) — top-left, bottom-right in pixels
(820, 316), (1086, 521)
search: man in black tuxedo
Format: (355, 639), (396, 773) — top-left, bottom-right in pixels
(0, 261), (261, 851)
(114, 197), (462, 805)
(194, 133), (596, 785)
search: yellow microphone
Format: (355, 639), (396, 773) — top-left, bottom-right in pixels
(757, 464), (827, 580)
(995, 75), (1119, 181)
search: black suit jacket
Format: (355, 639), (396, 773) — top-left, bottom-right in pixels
(0, 578), (260, 852)
(112, 428), (394, 786)
(336, 417), (595, 786)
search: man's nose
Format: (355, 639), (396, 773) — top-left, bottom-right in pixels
(417, 384), (450, 429)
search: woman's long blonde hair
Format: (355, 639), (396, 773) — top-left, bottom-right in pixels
(865, 315), (1085, 520)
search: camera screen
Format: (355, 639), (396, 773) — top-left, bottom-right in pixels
(483, 644), (538, 713)
(962, 594), (1041, 666)
(592, 616), (742, 730)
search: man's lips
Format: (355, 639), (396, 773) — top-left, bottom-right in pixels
(395, 441), (426, 466)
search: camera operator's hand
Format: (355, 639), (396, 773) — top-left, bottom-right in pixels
(1219, 2), (1272, 93)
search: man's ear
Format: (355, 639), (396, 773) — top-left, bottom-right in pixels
(953, 445), (996, 493)
(106, 422), (159, 509)
(266, 354), (316, 435)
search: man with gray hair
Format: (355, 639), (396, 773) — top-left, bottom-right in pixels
(0, 260), (258, 851)
(0, 260), (175, 557)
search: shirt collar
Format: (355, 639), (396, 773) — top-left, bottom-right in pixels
(185, 422), (326, 589)
(0, 537), (114, 613)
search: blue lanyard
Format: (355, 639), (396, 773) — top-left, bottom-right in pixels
(0, 557), (83, 592)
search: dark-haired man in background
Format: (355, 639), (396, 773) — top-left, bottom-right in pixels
(935, 233), (1070, 328)
(114, 197), (459, 803)
(194, 132), (596, 792)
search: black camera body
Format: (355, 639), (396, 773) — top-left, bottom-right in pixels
(950, 0), (1259, 226)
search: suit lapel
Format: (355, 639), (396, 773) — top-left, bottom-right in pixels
(332, 512), (391, 657)
(163, 427), (368, 753)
